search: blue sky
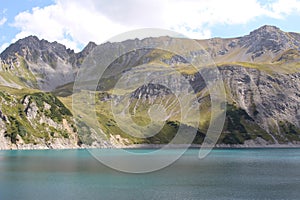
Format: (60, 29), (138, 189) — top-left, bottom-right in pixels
(1, 0), (300, 52)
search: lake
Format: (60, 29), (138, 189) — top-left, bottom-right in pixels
(0, 148), (300, 200)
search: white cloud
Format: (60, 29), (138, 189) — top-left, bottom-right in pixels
(11, 0), (300, 51)
(0, 42), (9, 52)
(268, 0), (300, 17)
(0, 8), (7, 26)
(0, 17), (7, 26)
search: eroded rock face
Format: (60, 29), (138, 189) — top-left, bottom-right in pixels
(132, 83), (172, 99)
(219, 66), (300, 135)
(23, 96), (38, 120)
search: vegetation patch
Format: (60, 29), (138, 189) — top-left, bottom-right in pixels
(27, 92), (72, 122)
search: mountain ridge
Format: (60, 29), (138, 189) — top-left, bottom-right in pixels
(2, 25), (300, 66)
(0, 25), (300, 149)
(0, 36), (97, 91)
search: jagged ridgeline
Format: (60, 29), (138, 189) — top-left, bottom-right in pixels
(0, 25), (300, 149)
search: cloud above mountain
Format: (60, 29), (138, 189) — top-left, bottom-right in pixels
(0, 9), (7, 27)
(9, 0), (300, 51)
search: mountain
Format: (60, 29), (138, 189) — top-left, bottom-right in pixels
(0, 25), (300, 149)
(192, 25), (300, 65)
(0, 36), (96, 91)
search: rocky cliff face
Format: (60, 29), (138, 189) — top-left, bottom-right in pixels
(219, 66), (300, 144)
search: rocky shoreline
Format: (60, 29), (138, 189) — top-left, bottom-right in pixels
(122, 143), (300, 149)
(2, 143), (300, 150)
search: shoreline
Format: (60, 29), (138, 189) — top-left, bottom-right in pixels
(2, 143), (300, 151)
(120, 143), (300, 149)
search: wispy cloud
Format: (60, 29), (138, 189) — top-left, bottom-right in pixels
(10, 0), (300, 51)
(0, 8), (7, 26)
(267, 0), (300, 18)
(0, 17), (7, 26)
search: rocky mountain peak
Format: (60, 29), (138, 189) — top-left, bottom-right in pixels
(249, 25), (282, 36)
(82, 42), (97, 53)
(75, 42), (97, 66)
(0, 35), (75, 64)
(0, 36), (78, 91)
(238, 25), (300, 59)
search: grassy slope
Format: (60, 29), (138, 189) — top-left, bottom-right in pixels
(0, 56), (38, 88)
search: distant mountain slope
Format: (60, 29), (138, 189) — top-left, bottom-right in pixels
(0, 25), (300, 149)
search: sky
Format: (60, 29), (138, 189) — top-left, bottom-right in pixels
(0, 0), (300, 52)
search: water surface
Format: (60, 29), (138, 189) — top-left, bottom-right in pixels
(0, 148), (299, 200)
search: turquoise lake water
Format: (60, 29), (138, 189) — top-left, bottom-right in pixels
(0, 148), (300, 200)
